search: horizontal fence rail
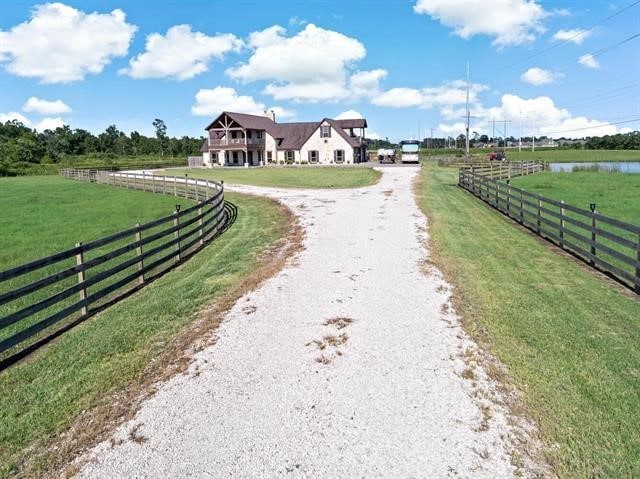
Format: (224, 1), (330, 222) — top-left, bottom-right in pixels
(458, 168), (640, 293)
(0, 169), (226, 368)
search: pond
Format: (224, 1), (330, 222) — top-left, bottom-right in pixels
(549, 162), (640, 173)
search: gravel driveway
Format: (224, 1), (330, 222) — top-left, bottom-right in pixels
(78, 167), (522, 478)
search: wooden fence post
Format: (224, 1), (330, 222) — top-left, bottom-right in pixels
(174, 209), (181, 263)
(560, 201), (565, 248)
(636, 235), (640, 294)
(174, 177), (178, 197)
(495, 181), (499, 208)
(195, 181), (199, 202)
(506, 182), (511, 216)
(198, 206), (204, 246)
(537, 198), (542, 234)
(152, 174), (156, 193)
(519, 191), (524, 224)
(135, 223), (145, 285)
(591, 210), (597, 265)
(75, 242), (88, 316)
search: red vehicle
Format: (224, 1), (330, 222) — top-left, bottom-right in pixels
(487, 151), (507, 161)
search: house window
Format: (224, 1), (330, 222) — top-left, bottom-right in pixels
(232, 151), (239, 164)
(308, 150), (319, 163)
(256, 131), (263, 139)
(267, 151), (273, 163)
(334, 150), (344, 163)
(321, 125), (331, 138)
(285, 151), (295, 163)
(353, 149), (361, 162)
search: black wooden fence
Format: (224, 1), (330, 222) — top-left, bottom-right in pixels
(458, 168), (640, 293)
(0, 170), (226, 368)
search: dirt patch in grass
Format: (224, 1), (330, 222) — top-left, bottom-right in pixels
(17, 201), (304, 479)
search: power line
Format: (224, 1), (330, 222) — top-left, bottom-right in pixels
(494, 0), (640, 73)
(538, 118), (640, 136)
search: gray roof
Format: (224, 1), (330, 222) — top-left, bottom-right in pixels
(335, 118), (367, 128)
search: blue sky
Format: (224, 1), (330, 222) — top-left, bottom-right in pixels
(1, 0), (639, 141)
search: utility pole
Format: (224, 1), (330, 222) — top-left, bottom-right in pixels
(465, 62), (471, 158)
(503, 119), (512, 148)
(492, 117), (496, 145)
(519, 110), (522, 152)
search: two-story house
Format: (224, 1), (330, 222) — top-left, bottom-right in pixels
(200, 111), (368, 167)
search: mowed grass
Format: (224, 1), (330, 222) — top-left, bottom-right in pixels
(0, 175), (195, 270)
(426, 148), (639, 163)
(0, 191), (289, 477)
(417, 163), (640, 477)
(170, 166), (381, 189)
(512, 171), (640, 224)
(506, 149), (640, 163)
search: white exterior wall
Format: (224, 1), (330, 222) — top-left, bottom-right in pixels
(202, 151), (211, 167)
(275, 149), (301, 163)
(300, 124), (354, 164)
(264, 133), (277, 163)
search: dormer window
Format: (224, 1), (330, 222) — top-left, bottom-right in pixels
(321, 125), (331, 138)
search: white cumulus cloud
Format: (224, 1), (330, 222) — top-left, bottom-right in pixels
(0, 112), (31, 125)
(520, 67), (564, 85)
(438, 94), (628, 138)
(372, 80), (487, 109)
(23, 97), (72, 115)
(578, 53), (600, 69)
(35, 117), (65, 131)
(552, 28), (591, 44)
(413, 0), (548, 47)
(120, 25), (243, 80)
(191, 86), (294, 118)
(335, 110), (363, 119)
(227, 24), (369, 102)
(0, 2), (137, 83)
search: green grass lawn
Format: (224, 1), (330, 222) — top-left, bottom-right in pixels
(0, 191), (289, 478)
(417, 163), (640, 478)
(512, 171), (640, 224)
(0, 175), (195, 270)
(426, 148), (640, 163)
(506, 149), (640, 163)
(170, 166), (381, 189)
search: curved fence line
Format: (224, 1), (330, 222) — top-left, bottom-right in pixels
(458, 168), (640, 294)
(0, 169), (226, 369)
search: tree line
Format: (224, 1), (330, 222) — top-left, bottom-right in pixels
(420, 131), (640, 150)
(0, 119), (203, 176)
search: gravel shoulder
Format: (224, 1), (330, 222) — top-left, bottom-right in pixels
(78, 167), (527, 478)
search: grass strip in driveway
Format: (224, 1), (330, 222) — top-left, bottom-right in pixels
(417, 163), (640, 478)
(0, 191), (295, 478)
(170, 166), (381, 189)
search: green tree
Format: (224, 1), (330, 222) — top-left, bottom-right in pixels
(153, 118), (167, 156)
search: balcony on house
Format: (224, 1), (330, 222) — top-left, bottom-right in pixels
(208, 129), (265, 149)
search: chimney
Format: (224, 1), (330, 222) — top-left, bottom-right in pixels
(270, 109), (276, 122)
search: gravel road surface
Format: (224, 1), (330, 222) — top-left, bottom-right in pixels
(78, 167), (522, 478)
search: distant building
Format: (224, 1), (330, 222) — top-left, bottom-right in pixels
(200, 111), (368, 167)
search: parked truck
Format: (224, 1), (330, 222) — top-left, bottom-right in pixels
(377, 148), (396, 163)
